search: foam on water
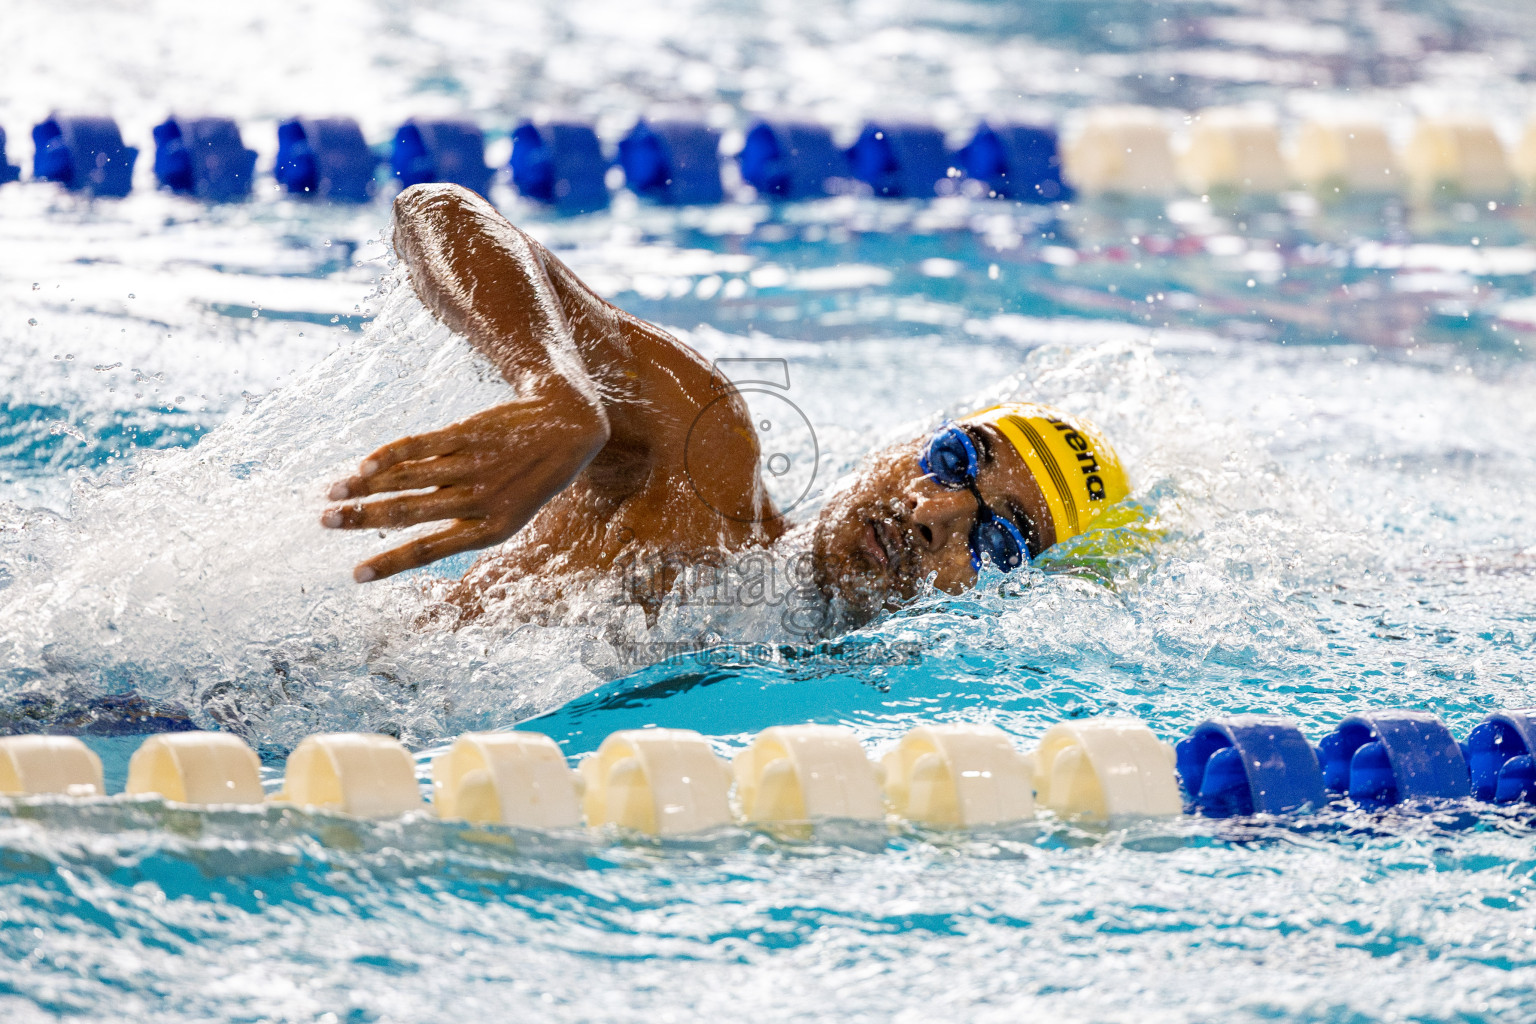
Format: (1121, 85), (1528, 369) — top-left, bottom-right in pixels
(9, 238), (1533, 757)
(0, 256), (1216, 752)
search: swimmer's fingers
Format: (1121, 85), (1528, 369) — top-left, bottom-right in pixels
(320, 489), (471, 531)
(354, 426), (470, 479)
(354, 520), (497, 582)
(327, 455), (472, 500)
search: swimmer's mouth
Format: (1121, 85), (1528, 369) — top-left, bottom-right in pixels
(862, 517), (902, 574)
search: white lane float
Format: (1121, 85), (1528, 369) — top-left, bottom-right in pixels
(125, 731), (264, 805)
(1061, 107), (1178, 196)
(1402, 117), (1513, 199)
(432, 731), (583, 828)
(1515, 121), (1536, 191)
(732, 724), (883, 825)
(579, 728), (733, 836)
(1290, 120), (1400, 193)
(881, 723), (1034, 827)
(1031, 716), (1182, 820)
(8, 708), (1526, 834)
(1177, 109), (1289, 194)
(279, 732), (424, 818)
(0, 735), (103, 797)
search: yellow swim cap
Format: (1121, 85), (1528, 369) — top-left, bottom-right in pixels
(960, 403), (1130, 544)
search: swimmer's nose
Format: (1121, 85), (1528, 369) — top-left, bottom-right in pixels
(908, 480), (975, 553)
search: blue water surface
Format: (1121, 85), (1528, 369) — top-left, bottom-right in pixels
(5, 0), (1536, 1021)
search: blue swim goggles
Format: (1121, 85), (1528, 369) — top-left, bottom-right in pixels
(919, 424), (1033, 572)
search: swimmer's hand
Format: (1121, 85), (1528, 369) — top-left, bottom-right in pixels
(323, 183), (763, 584)
(319, 395), (609, 582)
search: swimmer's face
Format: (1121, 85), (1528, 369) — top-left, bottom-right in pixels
(811, 421), (1058, 622)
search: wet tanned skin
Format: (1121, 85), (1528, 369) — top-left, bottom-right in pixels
(321, 184), (1054, 624)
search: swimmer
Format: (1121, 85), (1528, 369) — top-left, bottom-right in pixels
(321, 183), (1129, 625)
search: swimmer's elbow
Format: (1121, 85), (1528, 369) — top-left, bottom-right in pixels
(392, 181), (476, 227)
(390, 184), (454, 260)
(390, 183), (509, 287)
(559, 388), (612, 468)
(581, 398), (612, 458)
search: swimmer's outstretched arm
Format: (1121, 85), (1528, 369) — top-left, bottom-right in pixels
(321, 183), (767, 581)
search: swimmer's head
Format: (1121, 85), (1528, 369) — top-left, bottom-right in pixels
(811, 403), (1130, 621)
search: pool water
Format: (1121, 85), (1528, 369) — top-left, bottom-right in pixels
(5, 1), (1536, 1021)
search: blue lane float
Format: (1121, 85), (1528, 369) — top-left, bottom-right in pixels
(1463, 709), (1536, 804)
(958, 122), (1073, 203)
(274, 118), (377, 203)
(0, 126), (19, 185)
(152, 117), (258, 201)
(509, 121), (608, 213)
(391, 118), (494, 196)
(737, 120), (846, 200)
(1318, 710), (1470, 807)
(31, 115), (139, 197)
(618, 120), (724, 205)
(846, 122), (952, 199)
(1176, 715), (1327, 817)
